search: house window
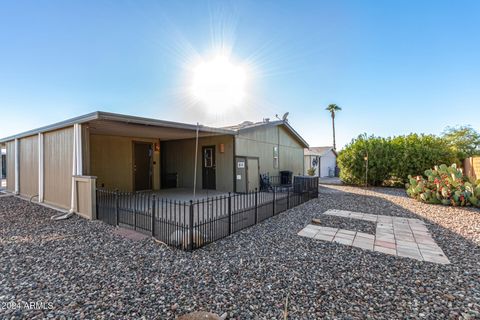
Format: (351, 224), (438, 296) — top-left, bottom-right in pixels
(204, 148), (213, 167)
(273, 146), (279, 169)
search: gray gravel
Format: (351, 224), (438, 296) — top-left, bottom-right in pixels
(312, 214), (376, 234)
(1, 186), (479, 319)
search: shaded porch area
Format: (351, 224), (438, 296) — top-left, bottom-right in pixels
(82, 116), (235, 193)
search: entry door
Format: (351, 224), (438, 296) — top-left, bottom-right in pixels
(247, 158), (259, 191)
(202, 146), (216, 189)
(133, 142), (152, 191)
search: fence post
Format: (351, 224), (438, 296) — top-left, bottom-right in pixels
(287, 187), (290, 209)
(272, 186), (276, 215)
(151, 195), (156, 237)
(254, 188), (258, 224)
(189, 200), (194, 251)
(115, 189), (119, 226)
(133, 193), (137, 230)
(228, 192), (232, 235)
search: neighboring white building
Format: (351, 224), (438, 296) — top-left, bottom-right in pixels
(304, 146), (337, 177)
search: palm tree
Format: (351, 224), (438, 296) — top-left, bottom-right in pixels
(326, 104), (341, 150)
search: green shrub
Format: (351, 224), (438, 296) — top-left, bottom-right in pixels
(406, 164), (480, 207)
(307, 167), (316, 176)
(337, 134), (458, 186)
(337, 134), (394, 186)
(390, 134), (459, 182)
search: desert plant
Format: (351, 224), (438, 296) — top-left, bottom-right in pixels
(307, 167), (316, 176)
(406, 164), (480, 207)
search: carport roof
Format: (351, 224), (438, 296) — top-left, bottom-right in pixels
(0, 111), (236, 143)
(0, 111), (309, 147)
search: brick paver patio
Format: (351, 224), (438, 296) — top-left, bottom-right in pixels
(298, 209), (450, 264)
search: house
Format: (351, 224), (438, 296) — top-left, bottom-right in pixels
(304, 146), (337, 177)
(0, 111), (308, 217)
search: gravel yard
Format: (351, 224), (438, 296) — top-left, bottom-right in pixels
(312, 214), (376, 235)
(1, 185), (479, 319)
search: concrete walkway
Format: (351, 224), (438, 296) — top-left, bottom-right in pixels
(298, 209), (450, 264)
(318, 177), (342, 185)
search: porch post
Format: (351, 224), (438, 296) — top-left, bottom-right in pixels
(193, 123), (199, 199)
(38, 133), (44, 202)
(0, 145), (3, 185)
(70, 124), (82, 213)
(14, 138), (19, 194)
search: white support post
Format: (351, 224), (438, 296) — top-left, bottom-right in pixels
(76, 124), (83, 176)
(193, 123), (199, 200)
(0, 146), (3, 185)
(14, 138), (19, 194)
(38, 133), (44, 202)
(70, 124), (82, 213)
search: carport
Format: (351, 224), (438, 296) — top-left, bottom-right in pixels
(83, 113), (236, 194)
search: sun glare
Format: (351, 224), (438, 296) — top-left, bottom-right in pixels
(191, 55), (246, 112)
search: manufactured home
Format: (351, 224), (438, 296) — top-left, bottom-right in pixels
(0, 111), (308, 218)
(304, 146), (337, 177)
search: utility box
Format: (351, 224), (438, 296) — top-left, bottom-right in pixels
(293, 175), (317, 193)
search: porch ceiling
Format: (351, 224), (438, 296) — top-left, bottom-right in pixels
(87, 119), (233, 140)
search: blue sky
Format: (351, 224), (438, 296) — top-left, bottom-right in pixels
(0, 0), (479, 149)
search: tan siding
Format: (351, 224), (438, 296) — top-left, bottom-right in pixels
(90, 135), (160, 191)
(162, 135), (234, 191)
(19, 135), (39, 197)
(235, 125), (304, 176)
(44, 127), (74, 209)
(6, 141), (15, 191)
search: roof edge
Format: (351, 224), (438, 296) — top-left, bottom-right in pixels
(0, 112), (100, 143)
(0, 111), (237, 143)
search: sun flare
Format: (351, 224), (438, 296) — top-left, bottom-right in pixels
(191, 55), (246, 112)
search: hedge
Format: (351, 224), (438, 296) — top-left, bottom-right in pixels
(337, 134), (459, 186)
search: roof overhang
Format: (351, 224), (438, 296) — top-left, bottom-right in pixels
(0, 111), (236, 143)
(304, 147), (337, 157)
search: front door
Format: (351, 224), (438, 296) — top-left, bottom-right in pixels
(133, 142), (152, 191)
(202, 146), (216, 189)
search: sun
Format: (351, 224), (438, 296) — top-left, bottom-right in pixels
(191, 55), (246, 112)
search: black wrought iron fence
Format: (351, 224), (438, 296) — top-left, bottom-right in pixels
(96, 176), (319, 250)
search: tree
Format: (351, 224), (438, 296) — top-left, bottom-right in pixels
(441, 126), (480, 160)
(326, 104), (341, 150)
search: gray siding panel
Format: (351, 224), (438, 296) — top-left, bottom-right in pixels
(235, 125), (304, 176)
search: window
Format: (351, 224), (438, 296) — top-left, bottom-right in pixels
(273, 146), (279, 169)
(204, 148), (213, 167)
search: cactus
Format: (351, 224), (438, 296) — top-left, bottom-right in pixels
(405, 163), (479, 207)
